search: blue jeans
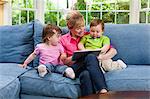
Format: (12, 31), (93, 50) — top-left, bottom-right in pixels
(45, 64), (68, 75)
(71, 54), (107, 96)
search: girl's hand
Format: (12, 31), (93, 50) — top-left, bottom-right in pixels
(60, 53), (67, 63)
(64, 56), (75, 66)
(18, 63), (27, 68)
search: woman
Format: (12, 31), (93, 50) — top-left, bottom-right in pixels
(60, 10), (108, 96)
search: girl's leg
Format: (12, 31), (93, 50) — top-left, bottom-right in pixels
(54, 65), (75, 79)
(84, 54), (108, 92)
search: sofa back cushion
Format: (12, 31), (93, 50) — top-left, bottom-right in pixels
(0, 22), (34, 64)
(33, 20), (44, 67)
(105, 24), (150, 65)
(34, 22), (150, 65)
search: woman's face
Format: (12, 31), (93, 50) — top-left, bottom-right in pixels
(70, 19), (85, 38)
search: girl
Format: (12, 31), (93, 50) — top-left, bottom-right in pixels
(19, 24), (75, 79)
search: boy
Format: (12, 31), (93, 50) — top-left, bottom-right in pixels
(78, 19), (127, 72)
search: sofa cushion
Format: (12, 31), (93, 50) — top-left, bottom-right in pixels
(105, 24), (150, 65)
(0, 63), (28, 77)
(0, 22), (34, 64)
(0, 63), (28, 99)
(19, 69), (81, 98)
(33, 20), (44, 67)
(105, 65), (150, 91)
(0, 75), (20, 99)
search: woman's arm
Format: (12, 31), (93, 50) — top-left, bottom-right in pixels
(100, 44), (110, 53)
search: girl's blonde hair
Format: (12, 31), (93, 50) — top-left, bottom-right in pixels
(42, 24), (62, 43)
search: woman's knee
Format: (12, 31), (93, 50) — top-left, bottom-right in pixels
(85, 54), (97, 61)
(79, 70), (90, 79)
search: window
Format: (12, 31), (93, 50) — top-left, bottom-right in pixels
(44, 0), (130, 26)
(12, 0), (36, 25)
(9, 0), (149, 25)
(45, 0), (76, 27)
(140, 0), (150, 23)
(86, 0), (130, 24)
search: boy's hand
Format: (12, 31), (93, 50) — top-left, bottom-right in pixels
(18, 63), (27, 68)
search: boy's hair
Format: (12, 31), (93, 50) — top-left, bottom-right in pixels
(42, 24), (62, 43)
(90, 19), (104, 31)
(66, 10), (84, 29)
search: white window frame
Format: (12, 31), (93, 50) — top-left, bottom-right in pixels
(4, 0), (37, 25)
(3, 0), (147, 25)
(130, 0), (140, 24)
(140, 0), (150, 23)
(3, 0), (12, 25)
(86, 1), (130, 25)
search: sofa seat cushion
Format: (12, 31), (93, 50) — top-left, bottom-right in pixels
(19, 69), (81, 98)
(0, 75), (20, 99)
(0, 22), (34, 65)
(0, 63), (28, 77)
(105, 65), (150, 91)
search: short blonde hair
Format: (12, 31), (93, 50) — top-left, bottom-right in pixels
(66, 10), (80, 21)
(66, 10), (84, 29)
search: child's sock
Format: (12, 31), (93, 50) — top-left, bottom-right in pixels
(38, 64), (48, 77)
(65, 67), (75, 79)
(117, 60), (127, 69)
(39, 70), (48, 77)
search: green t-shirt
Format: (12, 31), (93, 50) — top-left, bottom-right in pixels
(80, 34), (110, 49)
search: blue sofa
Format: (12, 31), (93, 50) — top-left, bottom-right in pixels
(0, 20), (150, 99)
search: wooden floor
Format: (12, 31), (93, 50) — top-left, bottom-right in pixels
(80, 91), (150, 99)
